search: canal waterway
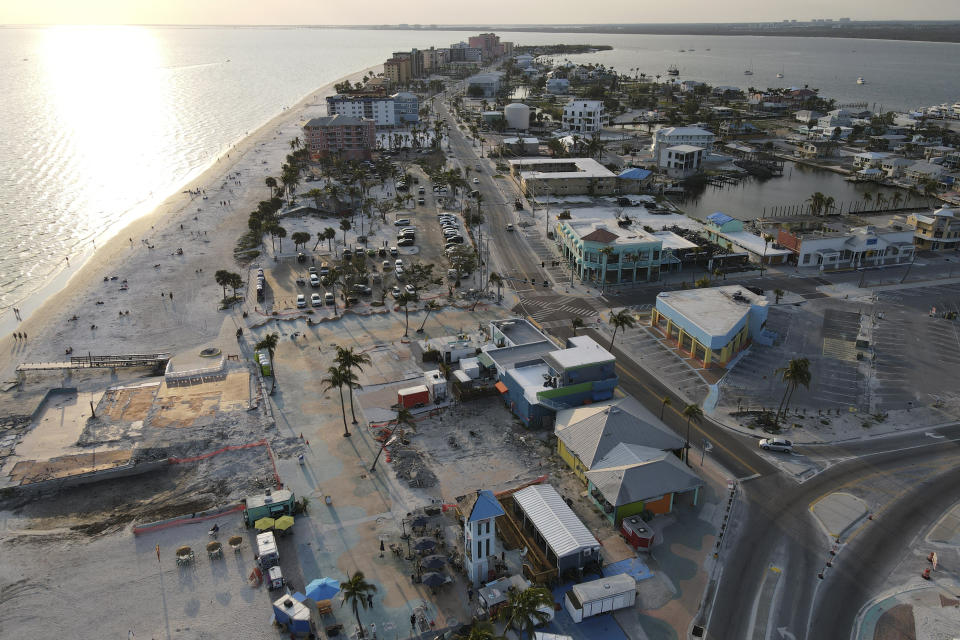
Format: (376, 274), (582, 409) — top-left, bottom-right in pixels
(674, 161), (934, 222)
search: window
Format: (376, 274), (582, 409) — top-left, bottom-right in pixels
(485, 539), (490, 556)
(477, 541), (482, 558)
(485, 521), (490, 534)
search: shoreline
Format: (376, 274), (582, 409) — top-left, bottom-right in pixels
(2, 63), (379, 381)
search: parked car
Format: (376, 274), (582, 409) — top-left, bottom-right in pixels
(382, 260), (392, 270)
(398, 238), (415, 247)
(296, 294), (307, 308)
(310, 293), (322, 307)
(418, 187), (425, 195)
(308, 266), (317, 274)
(472, 177), (479, 184)
(417, 197), (425, 205)
(318, 263), (329, 276)
(310, 274), (321, 287)
(395, 267), (405, 279)
(324, 292), (335, 306)
(394, 218), (410, 226)
(352, 284), (372, 295)
(391, 286), (402, 298)
(758, 438), (793, 453)
(405, 284), (417, 295)
(389, 247), (398, 256)
(447, 235), (464, 243)
(342, 249), (352, 260)
(506, 223), (514, 231)
(394, 259), (404, 268)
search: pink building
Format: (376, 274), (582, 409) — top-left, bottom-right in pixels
(303, 115), (376, 161)
(468, 33), (502, 60)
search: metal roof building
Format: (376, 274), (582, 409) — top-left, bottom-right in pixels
(512, 484), (601, 574)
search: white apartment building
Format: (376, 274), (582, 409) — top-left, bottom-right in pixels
(562, 99), (607, 134)
(325, 92), (419, 128)
(651, 127), (715, 164)
(659, 145), (705, 178)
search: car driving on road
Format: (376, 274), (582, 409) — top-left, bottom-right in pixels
(758, 438), (793, 453)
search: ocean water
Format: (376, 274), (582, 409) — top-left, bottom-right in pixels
(1, 27), (958, 315)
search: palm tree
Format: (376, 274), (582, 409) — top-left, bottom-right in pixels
(291, 231), (311, 251)
(659, 395), (672, 420)
(417, 300), (441, 333)
(497, 586), (554, 640)
(265, 176), (278, 198)
(323, 227), (337, 252)
(215, 269), (232, 300)
(774, 288), (785, 304)
(397, 293), (413, 337)
(571, 318), (585, 336)
(682, 403), (704, 466)
(274, 225), (287, 253)
(807, 192), (827, 216)
(775, 358), (812, 426)
(255, 333), (279, 394)
(335, 346), (371, 425)
(321, 366), (351, 437)
(454, 622), (503, 640)
(488, 272), (503, 302)
(339, 219), (352, 248)
(607, 309), (636, 350)
(340, 571), (377, 638)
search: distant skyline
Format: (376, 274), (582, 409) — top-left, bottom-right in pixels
(3, 1), (959, 26)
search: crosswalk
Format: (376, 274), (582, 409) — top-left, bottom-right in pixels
(513, 294), (602, 323)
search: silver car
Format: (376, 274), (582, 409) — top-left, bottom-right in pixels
(758, 438), (793, 453)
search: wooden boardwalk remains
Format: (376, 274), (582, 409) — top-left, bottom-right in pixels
(16, 353), (172, 376)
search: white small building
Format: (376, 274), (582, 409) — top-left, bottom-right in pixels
(659, 144), (705, 178)
(466, 72), (505, 98)
(651, 127), (715, 165)
(460, 490), (505, 586)
(562, 99), (607, 134)
(514, 53), (535, 68)
(853, 152), (890, 169)
(563, 573), (637, 623)
(880, 156), (912, 178)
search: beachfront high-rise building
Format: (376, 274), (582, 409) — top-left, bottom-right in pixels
(303, 115), (376, 161)
(326, 92), (419, 128)
(449, 42), (483, 63)
(469, 33), (502, 60)
(384, 57), (411, 86)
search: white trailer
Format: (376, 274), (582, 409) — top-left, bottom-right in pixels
(563, 574), (636, 623)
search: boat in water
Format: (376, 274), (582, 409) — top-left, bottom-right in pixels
(667, 64), (679, 76)
(857, 76), (866, 84)
(744, 69), (754, 76)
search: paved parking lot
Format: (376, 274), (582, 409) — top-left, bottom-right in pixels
(719, 305), (868, 413)
(609, 326), (710, 404)
(871, 284), (960, 411)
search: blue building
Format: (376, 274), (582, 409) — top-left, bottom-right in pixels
(483, 320), (619, 429)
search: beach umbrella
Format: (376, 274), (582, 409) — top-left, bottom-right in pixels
(413, 537), (436, 552)
(420, 555), (446, 570)
(421, 572), (447, 588)
(274, 515), (295, 531)
(410, 515), (429, 528)
(305, 577), (341, 601)
(254, 517), (276, 531)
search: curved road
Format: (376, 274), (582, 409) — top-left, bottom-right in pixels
(436, 87), (960, 640)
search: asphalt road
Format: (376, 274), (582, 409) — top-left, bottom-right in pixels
(436, 93), (546, 289)
(436, 87), (960, 640)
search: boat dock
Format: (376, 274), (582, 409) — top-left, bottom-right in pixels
(15, 353), (172, 378)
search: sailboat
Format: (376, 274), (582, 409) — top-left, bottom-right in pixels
(857, 76), (867, 84)
(744, 60), (754, 76)
(667, 64), (679, 76)
(776, 66), (784, 78)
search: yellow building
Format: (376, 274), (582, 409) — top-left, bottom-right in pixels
(907, 206), (960, 252)
(651, 286), (768, 368)
(384, 57), (411, 86)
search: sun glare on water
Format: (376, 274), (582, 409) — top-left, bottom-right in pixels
(39, 26), (174, 231)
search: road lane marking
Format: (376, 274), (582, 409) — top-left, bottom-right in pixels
(614, 361), (763, 476)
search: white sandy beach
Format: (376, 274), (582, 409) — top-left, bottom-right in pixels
(1, 65), (379, 384)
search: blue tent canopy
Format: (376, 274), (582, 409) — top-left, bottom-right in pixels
(305, 577), (341, 601)
(706, 212), (734, 226)
(618, 167), (652, 180)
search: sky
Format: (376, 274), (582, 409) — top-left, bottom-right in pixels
(2, 0), (959, 25)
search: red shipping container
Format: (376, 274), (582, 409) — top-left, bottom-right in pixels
(398, 385), (430, 409)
